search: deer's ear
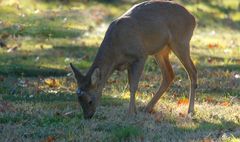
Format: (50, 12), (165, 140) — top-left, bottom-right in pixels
(70, 63), (84, 83)
(91, 68), (100, 86)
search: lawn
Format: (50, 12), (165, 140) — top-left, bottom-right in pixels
(0, 0), (240, 141)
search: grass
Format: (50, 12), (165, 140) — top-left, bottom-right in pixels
(0, 0), (240, 141)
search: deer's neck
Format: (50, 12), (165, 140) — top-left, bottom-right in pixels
(86, 46), (115, 91)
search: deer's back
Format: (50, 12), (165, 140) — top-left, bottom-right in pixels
(99, 0), (196, 68)
(114, 0), (196, 55)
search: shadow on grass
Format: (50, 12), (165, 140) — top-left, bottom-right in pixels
(181, 0), (240, 30)
(1, 93), (127, 128)
(2, 92), (127, 105)
(0, 7), (85, 39)
(195, 54), (240, 71)
(1, 89), (239, 141)
(204, 65), (240, 72)
(0, 25), (84, 39)
(200, 89), (240, 97)
(0, 64), (68, 77)
(197, 61), (240, 72)
(93, 109), (240, 141)
(0, 45), (98, 77)
(202, 1), (238, 14)
(163, 120), (240, 141)
(194, 10), (240, 30)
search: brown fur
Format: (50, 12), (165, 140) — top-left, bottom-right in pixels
(71, 0), (197, 119)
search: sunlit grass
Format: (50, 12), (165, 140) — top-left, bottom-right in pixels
(0, 0), (239, 141)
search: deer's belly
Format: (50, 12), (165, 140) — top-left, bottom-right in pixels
(139, 23), (170, 55)
(115, 63), (128, 71)
(142, 35), (169, 55)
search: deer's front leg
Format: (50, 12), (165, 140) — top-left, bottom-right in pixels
(127, 59), (145, 115)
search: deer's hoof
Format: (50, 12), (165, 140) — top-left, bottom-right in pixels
(127, 109), (137, 116)
(128, 110), (137, 115)
(187, 108), (195, 115)
(144, 107), (154, 114)
(187, 111), (195, 117)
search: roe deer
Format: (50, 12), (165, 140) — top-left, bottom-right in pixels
(70, 0), (197, 119)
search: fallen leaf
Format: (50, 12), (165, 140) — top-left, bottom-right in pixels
(207, 57), (213, 63)
(173, 93), (178, 98)
(1, 32), (10, 39)
(177, 98), (189, 106)
(143, 84), (150, 88)
(208, 43), (219, 49)
(108, 79), (118, 84)
(64, 111), (75, 117)
(7, 46), (18, 52)
(205, 96), (214, 103)
(202, 137), (214, 142)
(35, 56), (40, 62)
(0, 76), (4, 82)
(220, 101), (230, 106)
(179, 112), (186, 117)
(43, 136), (56, 142)
(44, 78), (60, 88)
(208, 44), (214, 49)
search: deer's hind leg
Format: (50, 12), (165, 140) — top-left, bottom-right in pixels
(145, 47), (175, 113)
(170, 41), (197, 114)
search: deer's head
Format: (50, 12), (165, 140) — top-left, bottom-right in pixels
(70, 63), (101, 119)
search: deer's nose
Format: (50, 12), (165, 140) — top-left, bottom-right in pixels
(76, 88), (81, 94)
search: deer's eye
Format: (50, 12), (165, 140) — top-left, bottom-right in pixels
(76, 88), (85, 96)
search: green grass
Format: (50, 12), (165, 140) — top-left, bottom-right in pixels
(0, 0), (240, 141)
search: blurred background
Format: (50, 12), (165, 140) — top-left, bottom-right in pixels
(0, 0), (240, 141)
(0, 0), (239, 76)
